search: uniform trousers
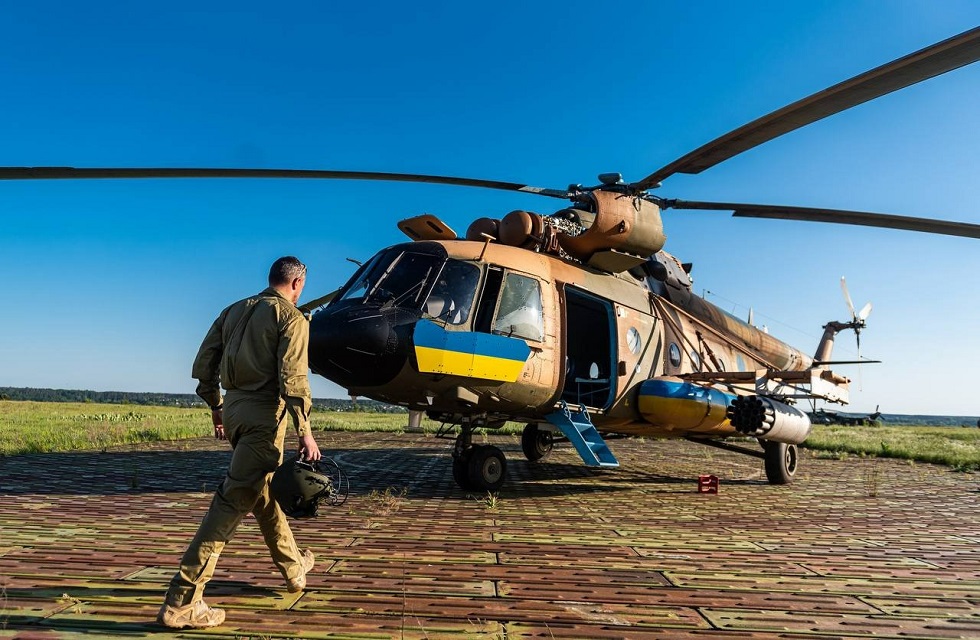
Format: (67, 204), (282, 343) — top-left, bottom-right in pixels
(164, 392), (305, 606)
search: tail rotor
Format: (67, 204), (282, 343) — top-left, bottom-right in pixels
(841, 276), (873, 387)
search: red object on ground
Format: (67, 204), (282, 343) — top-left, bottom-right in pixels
(698, 474), (719, 493)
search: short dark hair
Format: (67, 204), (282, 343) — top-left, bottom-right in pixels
(269, 256), (307, 286)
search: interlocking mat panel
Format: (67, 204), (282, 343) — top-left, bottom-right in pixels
(1, 432), (978, 639)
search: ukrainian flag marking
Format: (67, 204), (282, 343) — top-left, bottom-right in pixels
(638, 378), (735, 431)
(413, 319), (531, 382)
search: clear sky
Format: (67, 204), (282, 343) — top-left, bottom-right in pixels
(1, 1), (978, 416)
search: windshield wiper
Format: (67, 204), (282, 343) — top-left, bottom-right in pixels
(384, 266), (433, 310)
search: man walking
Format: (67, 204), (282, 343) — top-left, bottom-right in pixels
(158, 256), (321, 629)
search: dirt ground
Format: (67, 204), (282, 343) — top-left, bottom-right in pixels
(1, 431), (978, 638)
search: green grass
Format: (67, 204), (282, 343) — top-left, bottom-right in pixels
(804, 423), (980, 471)
(311, 410), (421, 433)
(0, 400), (448, 456)
(3, 400), (978, 472)
(0, 401), (213, 455)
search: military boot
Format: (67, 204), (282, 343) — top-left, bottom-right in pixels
(157, 599), (225, 628)
(286, 548), (316, 592)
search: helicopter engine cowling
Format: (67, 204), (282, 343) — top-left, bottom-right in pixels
(727, 395), (812, 444)
(556, 190), (666, 265)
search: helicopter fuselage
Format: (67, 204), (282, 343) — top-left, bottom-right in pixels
(307, 233), (822, 441)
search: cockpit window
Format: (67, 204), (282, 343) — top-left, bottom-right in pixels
(492, 273), (544, 342)
(336, 253), (383, 303)
(424, 259), (481, 325)
(337, 249), (442, 309)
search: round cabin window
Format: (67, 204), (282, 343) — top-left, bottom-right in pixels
(627, 327), (641, 354)
(668, 343), (682, 367)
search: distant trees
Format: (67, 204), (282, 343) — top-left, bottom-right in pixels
(0, 386), (405, 413)
(0, 387), (203, 406)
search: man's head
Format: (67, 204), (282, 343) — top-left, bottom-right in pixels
(269, 256), (307, 305)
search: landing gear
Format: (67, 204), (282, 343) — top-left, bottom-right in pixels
(452, 446), (474, 490)
(686, 437), (803, 486)
(764, 441), (798, 484)
(452, 427), (508, 492)
(521, 423), (554, 462)
(468, 445), (507, 491)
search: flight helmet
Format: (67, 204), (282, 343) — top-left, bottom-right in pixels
(271, 455), (348, 518)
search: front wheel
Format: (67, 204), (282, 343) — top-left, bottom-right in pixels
(521, 423), (554, 462)
(467, 445), (507, 491)
(763, 441), (799, 484)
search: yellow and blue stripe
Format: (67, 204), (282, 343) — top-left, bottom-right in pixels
(638, 378), (735, 431)
(413, 319), (531, 382)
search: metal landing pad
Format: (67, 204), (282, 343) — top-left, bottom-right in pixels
(1, 432), (978, 639)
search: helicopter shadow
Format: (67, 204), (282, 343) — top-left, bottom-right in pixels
(0, 581), (284, 635)
(0, 444), (636, 499)
(0, 446), (736, 499)
(0, 448), (232, 496)
(322, 445), (636, 499)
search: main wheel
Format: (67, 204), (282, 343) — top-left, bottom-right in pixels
(763, 441), (798, 485)
(521, 423), (554, 462)
(467, 445), (507, 491)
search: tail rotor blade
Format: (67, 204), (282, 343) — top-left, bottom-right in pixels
(858, 302), (873, 321)
(841, 276), (857, 319)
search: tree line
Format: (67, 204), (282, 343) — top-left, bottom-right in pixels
(0, 387), (405, 413)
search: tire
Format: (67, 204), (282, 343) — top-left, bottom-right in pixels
(521, 423), (554, 462)
(764, 441), (798, 485)
(467, 445), (507, 492)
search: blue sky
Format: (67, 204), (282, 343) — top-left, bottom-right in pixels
(1, 1), (978, 416)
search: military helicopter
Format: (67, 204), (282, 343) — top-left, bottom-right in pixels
(4, 27), (979, 491)
(810, 405), (883, 427)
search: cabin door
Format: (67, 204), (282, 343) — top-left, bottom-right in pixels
(561, 287), (616, 410)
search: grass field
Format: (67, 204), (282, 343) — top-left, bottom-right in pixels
(0, 401), (213, 455)
(802, 423), (980, 471)
(1, 400), (978, 471)
(0, 400), (453, 456)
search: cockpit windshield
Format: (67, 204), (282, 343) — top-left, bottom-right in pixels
(423, 259), (481, 325)
(337, 248), (443, 310)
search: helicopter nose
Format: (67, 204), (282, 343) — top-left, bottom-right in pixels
(308, 303), (415, 388)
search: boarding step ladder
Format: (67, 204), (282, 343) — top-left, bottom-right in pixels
(545, 401), (619, 468)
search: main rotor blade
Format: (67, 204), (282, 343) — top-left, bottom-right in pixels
(664, 199), (980, 239)
(637, 27), (980, 189)
(0, 167), (572, 199)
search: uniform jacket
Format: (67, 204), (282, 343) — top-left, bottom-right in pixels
(192, 287), (312, 436)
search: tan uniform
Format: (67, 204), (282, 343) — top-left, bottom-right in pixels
(164, 287), (313, 607)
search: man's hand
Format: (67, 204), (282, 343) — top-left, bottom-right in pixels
(298, 433), (321, 461)
(211, 408), (226, 440)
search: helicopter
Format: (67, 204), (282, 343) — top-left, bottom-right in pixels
(810, 405), (883, 427)
(3, 27), (979, 492)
